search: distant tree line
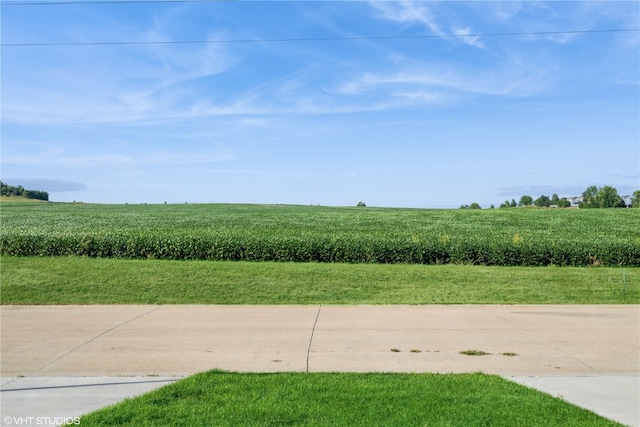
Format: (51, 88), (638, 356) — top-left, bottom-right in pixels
(1, 181), (49, 201)
(505, 193), (572, 208)
(579, 186), (638, 209)
(461, 186), (639, 210)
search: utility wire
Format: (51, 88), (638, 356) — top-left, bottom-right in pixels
(2, 28), (638, 47)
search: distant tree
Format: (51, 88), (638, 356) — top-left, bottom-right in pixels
(557, 198), (571, 208)
(25, 190), (49, 201)
(519, 195), (533, 206)
(499, 200), (511, 208)
(595, 186), (625, 208)
(1, 182), (47, 200)
(357, 201), (366, 207)
(534, 195), (551, 207)
(632, 190), (640, 208)
(469, 202), (481, 209)
(490, 204), (495, 209)
(551, 194), (560, 205)
(580, 185), (625, 208)
(16, 185), (25, 196)
(510, 199), (517, 208)
(580, 186), (598, 208)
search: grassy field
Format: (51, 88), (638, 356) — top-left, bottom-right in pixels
(2, 256), (637, 304)
(77, 371), (623, 426)
(1, 202), (639, 265)
(0, 195), (47, 203)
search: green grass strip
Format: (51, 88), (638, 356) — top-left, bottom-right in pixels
(77, 371), (623, 426)
(2, 256), (637, 304)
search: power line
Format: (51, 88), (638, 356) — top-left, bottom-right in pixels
(2, 28), (638, 47)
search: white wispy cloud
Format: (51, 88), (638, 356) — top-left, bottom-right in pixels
(368, 0), (485, 49)
(451, 27), (485, 49)
(389, 90), (440, 103)
(330, 65), (549, 99)
(2, 27), (237, 126)
(2, 144), (235, 168)
(491, 2), (524, 21)
(369, 1), (443, 35)
(2, 1), (634, 127)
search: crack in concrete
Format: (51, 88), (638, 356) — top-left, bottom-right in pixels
(306, 305), (322, 373)
(27, 306), (162, 377)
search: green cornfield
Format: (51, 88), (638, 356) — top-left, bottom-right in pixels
(1, 202), (638, 266)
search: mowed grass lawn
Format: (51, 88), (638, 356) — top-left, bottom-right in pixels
(77, 371), (623, 427)
(1, 256), (638, 304)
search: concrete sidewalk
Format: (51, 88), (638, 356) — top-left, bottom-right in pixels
(1, 305), (639, 426)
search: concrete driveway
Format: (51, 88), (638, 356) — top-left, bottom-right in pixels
(1, 305), (638, 426)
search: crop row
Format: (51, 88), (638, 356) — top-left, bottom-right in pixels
(1, 203), (638, 266)
(1, 233), (638, 266)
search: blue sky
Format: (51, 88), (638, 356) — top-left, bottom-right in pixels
(2, 1), (639, 207)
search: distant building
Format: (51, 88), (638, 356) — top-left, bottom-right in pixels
(567, 195), (632, 208)
(567, 196), (583, 207)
